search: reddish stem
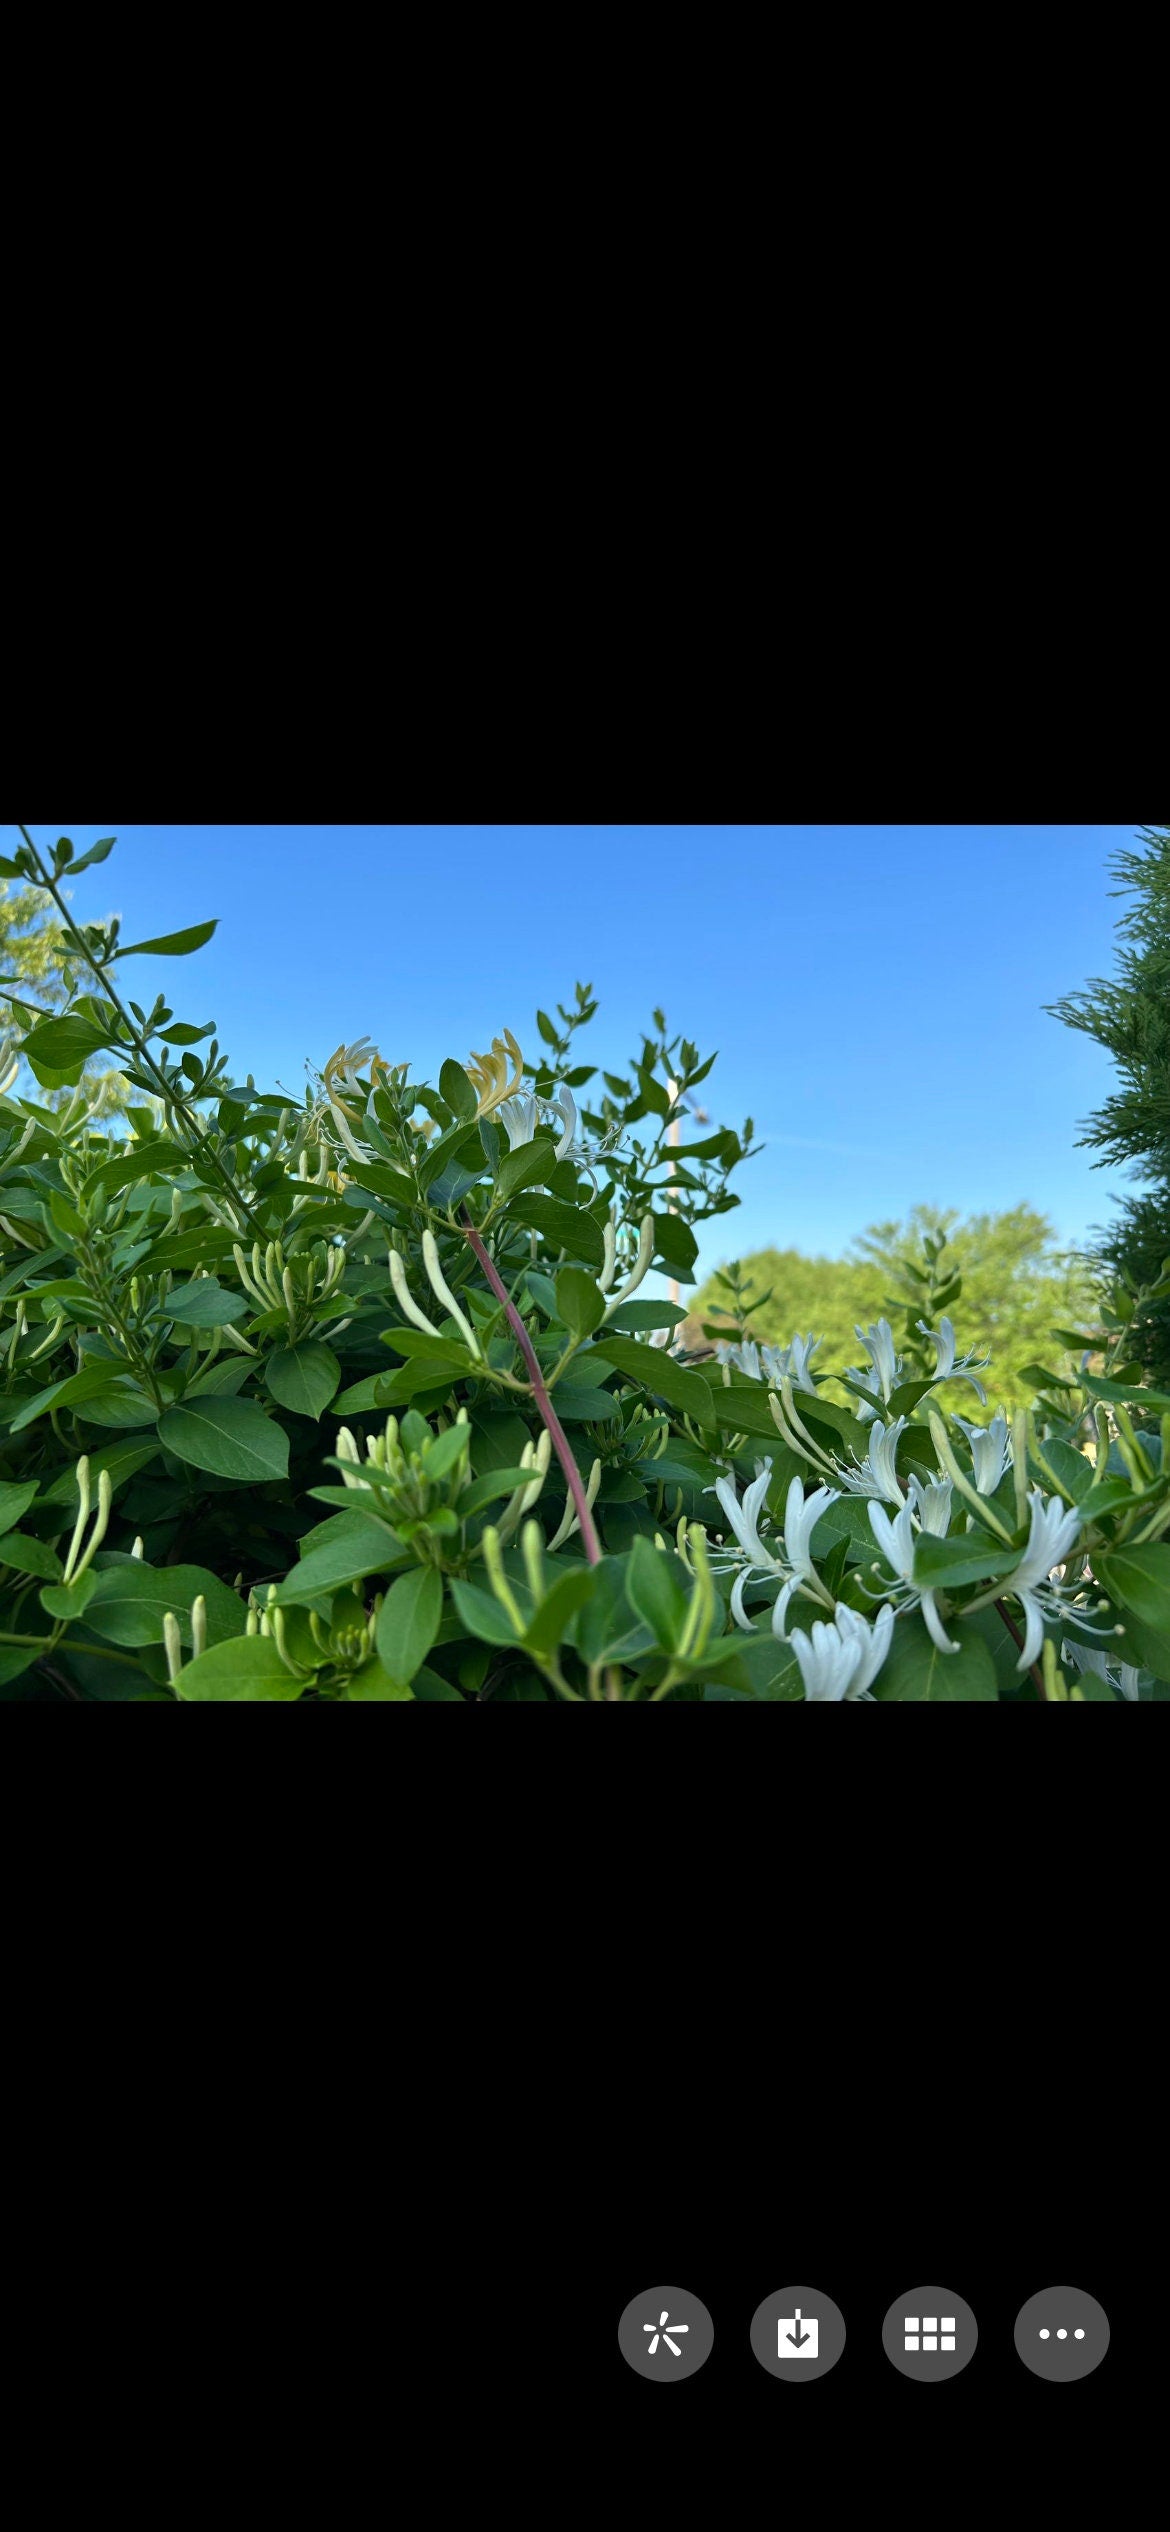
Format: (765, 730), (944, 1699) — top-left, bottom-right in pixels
(459, 1207), (603, 1565)
(994, 1597), (1047, 1699)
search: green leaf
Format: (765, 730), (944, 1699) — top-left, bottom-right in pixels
(271, 1512), (403, 1606)
(420, 1423), (470, 1483)
(872, 1611), (999, 1701)
(1095, 1544), (1170, 1640)
(651, 1210), (699, 1274)
(1028, 1435), (1097, 1501)
(549, 1385), (621, 1422)
(376, 1564), (443, 1685)
(82, 1557), (247, 1647)
(341, 1161), (418, 1206)
(625, 1533), (689, 1651)
(20, 1014), (118, 1082)
(726, 1629), (806, 1700)
(163, 1277), (252, 1327)
(65, 835), (117, 875)
(912, 1531), (1024, 1590)
(344, 1657), (417, 1700)
(82, 1137), (186, 1201)
(112, 920), (218, 960)
(448, 1577), (522, 1645)
(68, 1384), (160, 1430)
(176, 1635), (305, 1700)
(379, 1327), (471, 1364)
(157, 1022), (216, 1045)
(536, 1009), (559, 1046)
(0, 1646), (39, 1685)
(588, 1334), (715, 1426)
(0, 1531), (64, 1581)
(438, 1058), (478, 1121)
(703, 1383), (790, 1444)
(1080, 1369), (1170, 1413)
(636, 1066), (671, 1117)
(556, 1266), (605, 1343)
(523, 1563), (597, 1657)
(417, 1119), (486, 1195)
(38, 1439), (159, 1511)
(453, 1467), (536, 1518)
(7, 1363), (142, 1433)
(39, 1570), (99, 1622)
(0, 1480), (39, 1537)
(496, 1137), (556, 1202)
(264, 1342), (341, 1420)
(506, 1195), (606, 1271)
(603, 1300), (688, 1334)
(410, 1664), (467, 1700)
(467, 1410), (535, 1471)
(1078, 1478), (1137, 1522)
(156, 1397), (290, 1482)
(334, 1374), (399, 1413)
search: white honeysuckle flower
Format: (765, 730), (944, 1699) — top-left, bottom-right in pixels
(494, 1091), (541, 1150)
(546, 1084), (581, 1157)
(906, 1473), (954, 1535)
(850, 1319), (903, 1409)
(702, 1462), (840, 1634)
(768, 1476), (844, 1639)
(867, 1498), (961, 1654)
(1061, 1638), (1142, 1702)
(915, 1314), (990, 1402)
(1000, 1490), (1085, 1672)
(833, 1599), (896, 1696)
(783, 1332), (823, 1394)
(713, 1333), (822, 1394)
(788, 1601), (895, 1701)
(833, 1415), (909, 1503)
(715, 1338), (762, 1381)
(495, 1083), (583, 1167)
(953, 1410), (1011, 1496)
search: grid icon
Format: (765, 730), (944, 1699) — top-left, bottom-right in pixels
(904, 2317), (956, 2353)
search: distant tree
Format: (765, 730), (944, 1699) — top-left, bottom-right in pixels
(1046, 824), (1170, 1391)
(1, 875), (128, 1119)
(683, 1202), (1098, 1417)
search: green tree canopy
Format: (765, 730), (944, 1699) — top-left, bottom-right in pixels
(1, 875), (128, 1119)
(683, 1202), (1100, 1418)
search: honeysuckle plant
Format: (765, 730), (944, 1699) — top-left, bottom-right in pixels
(2, 821), (1170, 1702)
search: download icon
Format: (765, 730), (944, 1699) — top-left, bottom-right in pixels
(779, 2308), (819, 2359)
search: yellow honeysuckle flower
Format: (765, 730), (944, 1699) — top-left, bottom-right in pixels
(464, 1028), (524, 1121)
(322, 1037), (399, 1126)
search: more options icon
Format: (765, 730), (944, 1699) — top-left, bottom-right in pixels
(1013, 2286), (1109, 2382)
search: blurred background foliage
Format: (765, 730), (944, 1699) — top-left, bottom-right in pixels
(1, 876), (129, 1119)
(680, 1201), (1103, 1418)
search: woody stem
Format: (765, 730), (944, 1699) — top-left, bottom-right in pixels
(459, 1205), (602, 1564)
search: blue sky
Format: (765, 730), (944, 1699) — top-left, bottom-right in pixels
(19, 823), (1143, 1295)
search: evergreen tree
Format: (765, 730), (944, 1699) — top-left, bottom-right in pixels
(1046, 824), (1170, 1389)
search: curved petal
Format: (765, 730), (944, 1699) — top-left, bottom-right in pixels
(920, 1589), (961, 1655)
(1014, 1588), (1045, 1674)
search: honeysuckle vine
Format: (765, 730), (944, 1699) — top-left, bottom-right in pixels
(4, 820), (1170, 1702)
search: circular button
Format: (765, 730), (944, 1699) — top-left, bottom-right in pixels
(1013, 2286), (1109, 2381)
(882, 2286), (978, 2380)
(749, 2285), (847, 2380)
(617, 2286), (714, 2382)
